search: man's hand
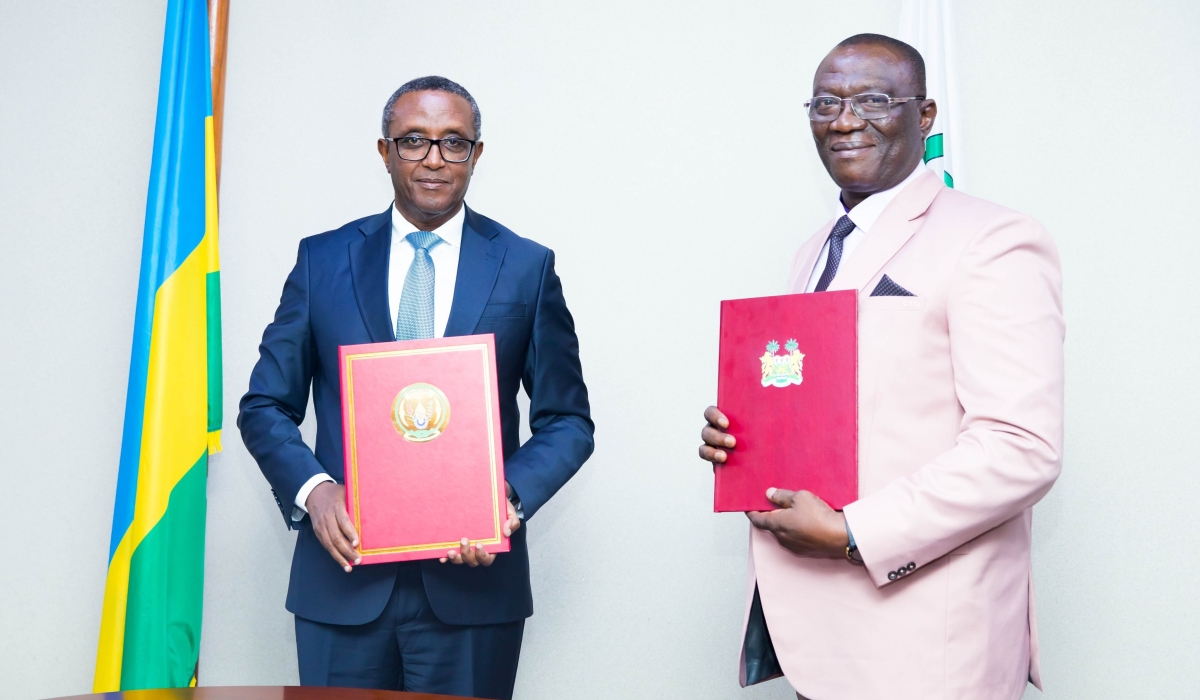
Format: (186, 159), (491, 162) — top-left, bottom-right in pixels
(440, 499), (521, 567)
(747, 488), (849, 559)
(306, 481), (361, 572)
(699, 406), (735, 466)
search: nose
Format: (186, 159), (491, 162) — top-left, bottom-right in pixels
(422, 141), (446, 168)
(830, 98), (866, 133)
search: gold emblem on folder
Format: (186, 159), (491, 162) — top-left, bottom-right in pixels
(392, 383), (451, 442)
(760, 339), (804, 388)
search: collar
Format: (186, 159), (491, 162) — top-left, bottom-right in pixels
(390, 202), (466, 248)
(838, 160), (928, 234)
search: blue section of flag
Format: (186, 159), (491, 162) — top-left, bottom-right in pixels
(109, 0), (212, 561)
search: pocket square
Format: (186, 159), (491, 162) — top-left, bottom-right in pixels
(870, 274), (915, 297)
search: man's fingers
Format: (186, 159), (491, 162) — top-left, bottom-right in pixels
(766, 487), (797, 508)
(458, 538), (479, 567)
(324, 503), (361, 567)
(334, 505), (360, 549)
(440, 538), (506, 565)
(747, 510), (775, 531)
(701, 425), (736, 449)
(314, 516), (353, 572)
(703, 406), (729, 429)
(327, 522), (360, 569)
(698, 445), (727, 464)
(503, 501), (521, 537)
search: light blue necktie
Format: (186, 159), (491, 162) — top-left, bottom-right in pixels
(395, 231), (444, 340)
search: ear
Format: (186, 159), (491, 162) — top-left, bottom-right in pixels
(377, 138), (391, 172)
(460, 141), (483, 178)
(919, 99), (938, 138)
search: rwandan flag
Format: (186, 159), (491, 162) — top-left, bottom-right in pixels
(94, 0), (221, 690)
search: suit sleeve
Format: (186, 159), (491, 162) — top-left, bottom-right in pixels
(843, 213), (1065, 587)
(503, 250), (595, 519)
(237, 238), (327, 529)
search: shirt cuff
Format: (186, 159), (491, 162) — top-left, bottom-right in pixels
(292, 473), (335, 522)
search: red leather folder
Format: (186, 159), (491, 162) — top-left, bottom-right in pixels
(714, 291), (857, 512)
(339, 335), (508, 564)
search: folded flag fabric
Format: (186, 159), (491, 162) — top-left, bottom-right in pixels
(900, 0), (966, 189)
(94, 0), (221, 690)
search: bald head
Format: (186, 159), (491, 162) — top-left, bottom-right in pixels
(832, 33), (926, 97)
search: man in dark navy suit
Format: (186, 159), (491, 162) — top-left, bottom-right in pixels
(238, 76), (594, 699)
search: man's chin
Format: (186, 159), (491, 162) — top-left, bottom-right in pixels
(829, 174), (881, 195)
(408, 196), (461, 218)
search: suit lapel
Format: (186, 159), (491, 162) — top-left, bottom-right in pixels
(828, 170), (944, 293)
(348, 208), (395, 342)
(445, 206), (506, 337)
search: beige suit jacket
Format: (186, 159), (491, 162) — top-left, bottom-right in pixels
(742, 171), (1064, 699)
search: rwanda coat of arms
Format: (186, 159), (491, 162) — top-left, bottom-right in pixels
(760, 339), (804, 388)
(392, 382), (451, 442)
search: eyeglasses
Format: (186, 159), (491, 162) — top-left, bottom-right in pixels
(384, 136), (478, 163)
(804, 93), (924, 122)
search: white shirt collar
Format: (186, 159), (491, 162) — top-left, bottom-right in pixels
(838, 160), (928, 234)
(390, 203), (466, 248)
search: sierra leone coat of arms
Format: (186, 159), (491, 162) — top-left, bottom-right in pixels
(760, 339), (803, 387)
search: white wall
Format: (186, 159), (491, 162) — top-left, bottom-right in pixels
(1, 1), (1198, 699)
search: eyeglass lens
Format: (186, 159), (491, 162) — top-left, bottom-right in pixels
(393, 137), (474, 162)
(807, 94), (895, 122)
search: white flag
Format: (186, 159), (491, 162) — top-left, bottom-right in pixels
(899, 0), (964, 190)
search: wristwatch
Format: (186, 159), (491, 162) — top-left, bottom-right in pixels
(845, 522), (864, 566)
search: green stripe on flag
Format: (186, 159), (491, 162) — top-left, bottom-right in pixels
(943, 171), (954, 188)
(120, 454), (208, 690)
(923, 133), (944, 163)
(206, 271), (222, 434)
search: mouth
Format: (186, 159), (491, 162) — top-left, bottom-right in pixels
(829, 142), (875, 158)
(415, 178), (450, 190)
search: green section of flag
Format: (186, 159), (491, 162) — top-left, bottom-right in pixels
(206, 271), (222, 433)
(924, 133), (944, 163)
(120, 454), (208, 690)
(923, 134), (955, 188)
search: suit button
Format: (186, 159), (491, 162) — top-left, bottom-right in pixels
(907, 562), (916, 572)
(888, 571), (898, 581)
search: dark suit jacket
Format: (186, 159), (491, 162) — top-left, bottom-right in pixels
(238, 205), (594, 626)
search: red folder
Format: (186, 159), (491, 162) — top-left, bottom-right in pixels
(714, 291), (857, 512)
(339, 335), (509, 564)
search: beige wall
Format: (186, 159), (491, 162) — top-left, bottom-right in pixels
(2, 1), (1198, 698)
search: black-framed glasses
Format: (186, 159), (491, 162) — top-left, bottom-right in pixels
(384, 136), (478, 163)
(804, 93), (925, 122)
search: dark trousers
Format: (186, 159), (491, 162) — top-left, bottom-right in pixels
(295, 563), (524, 699)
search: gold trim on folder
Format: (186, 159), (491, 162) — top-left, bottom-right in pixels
(343, 343), (503, 556)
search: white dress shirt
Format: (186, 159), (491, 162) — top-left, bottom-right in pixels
(803, 161), (928, 293)
(291, 204), (467, 520)
(387, 203), (464, 339)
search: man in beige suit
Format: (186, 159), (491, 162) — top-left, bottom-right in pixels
(699, 34), (1063, 699)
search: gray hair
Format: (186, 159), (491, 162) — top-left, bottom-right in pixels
(381, 76), (482, 139)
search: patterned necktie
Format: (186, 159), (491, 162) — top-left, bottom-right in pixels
(813, 215), (856, 292)
(394, 231), (444, 340)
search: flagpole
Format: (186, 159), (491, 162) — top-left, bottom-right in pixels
(208, 0), (229, 190)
